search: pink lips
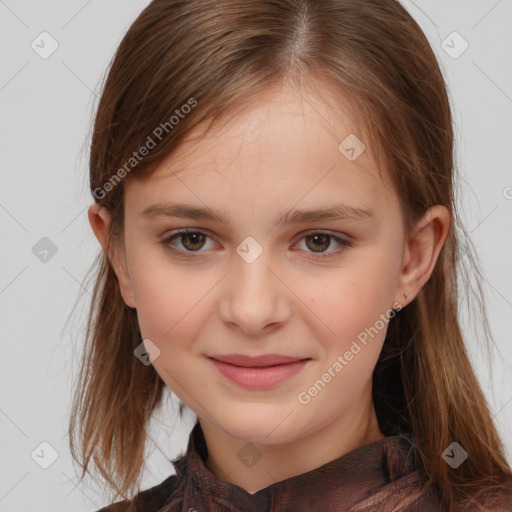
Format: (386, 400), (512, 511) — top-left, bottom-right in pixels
(207, 353), (311, 389)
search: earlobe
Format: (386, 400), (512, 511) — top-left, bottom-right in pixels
(87, 203), (137, 308)
(394, 205), (451, 307)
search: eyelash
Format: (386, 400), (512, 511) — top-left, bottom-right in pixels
(160, 228), (352, 261)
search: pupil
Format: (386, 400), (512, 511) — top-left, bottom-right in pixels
(184, 233), (204, 250)
(309, 234), (329, 252)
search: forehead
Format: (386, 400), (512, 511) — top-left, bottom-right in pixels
(125, 79), (398, 222)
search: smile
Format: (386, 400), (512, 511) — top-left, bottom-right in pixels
(207, 357), (311, 389)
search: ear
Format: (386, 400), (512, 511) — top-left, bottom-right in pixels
(393, 205), (451, 308)
(87, 203), (137, 308)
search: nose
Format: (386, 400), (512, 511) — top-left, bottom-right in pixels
(219, 251), (292, 336)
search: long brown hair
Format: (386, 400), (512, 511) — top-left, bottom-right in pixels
(68, 0), (511, 509)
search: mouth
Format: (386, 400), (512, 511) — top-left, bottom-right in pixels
(207, 353), (311, 367)
(206, 354), (312, 389)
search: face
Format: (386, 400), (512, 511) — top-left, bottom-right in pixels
(102, 79), (413, 445)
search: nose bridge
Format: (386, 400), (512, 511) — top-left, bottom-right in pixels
(222, 239), (287, 332)
(234, 241), (275, 304)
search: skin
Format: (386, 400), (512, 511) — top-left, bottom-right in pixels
(88, 77), (450, 494)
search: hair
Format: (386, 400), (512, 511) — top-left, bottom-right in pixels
(68, 0), (512, 509)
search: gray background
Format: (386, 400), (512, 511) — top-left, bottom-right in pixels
(1, 1), (511, 510)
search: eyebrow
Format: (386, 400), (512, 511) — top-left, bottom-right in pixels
(141, 202), (375, 226)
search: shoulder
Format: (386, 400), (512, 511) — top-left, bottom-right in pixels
(479, 476), (512, 511)
(96, 502), (130, 512)
(95, 472), (182, 512)
(446, 475), (512, 512)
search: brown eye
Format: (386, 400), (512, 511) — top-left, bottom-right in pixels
(180, 232), (207, 251)
(295, 231), (352, 260)
(304, 234), (331, 253)
(161, 229), (214, 254)
(160, 228), (352, 261)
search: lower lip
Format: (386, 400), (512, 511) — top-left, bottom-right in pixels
(209, 358), (310, 389)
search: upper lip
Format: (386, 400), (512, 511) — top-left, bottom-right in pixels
(207, 354), (310, 367)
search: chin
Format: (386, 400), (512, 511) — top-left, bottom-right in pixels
(214, 410), (301, 445)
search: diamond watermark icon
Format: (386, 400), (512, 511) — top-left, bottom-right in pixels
(134, 338), (161, 366)
(31, 31), (59, 59)
(236, 236), (263, 264)
(237, 442), (263, 468)
(338, 134), (366, 161)
(32, 237), (58, 263)
(441, 31), (469, 59)
(441, 442), (468, 468)
(31, 441), (59, 469)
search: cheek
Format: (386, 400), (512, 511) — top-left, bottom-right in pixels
(297, 259), (396, 379)
(131, 262), (212, 389)
(298, 276), (392, 407)
(301, 265), (392, 335)
(129, 248), (210, 343)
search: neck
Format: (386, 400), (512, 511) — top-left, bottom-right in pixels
(200, 387), (384, 494)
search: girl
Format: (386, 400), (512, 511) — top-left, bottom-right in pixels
(69, 0), (512, 510)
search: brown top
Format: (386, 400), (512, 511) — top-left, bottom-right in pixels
(97, 422), (512, 512)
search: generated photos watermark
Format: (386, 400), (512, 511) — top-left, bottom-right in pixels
(297, 302), (403, 405)
(93, 97), (198, 200)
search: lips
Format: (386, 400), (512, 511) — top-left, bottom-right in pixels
(207, 354), (310, 368)
(208, 354), (312, 389)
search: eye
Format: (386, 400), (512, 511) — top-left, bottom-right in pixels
(293, 230), (353, 260)
(160, 228), (352, 260)
(161, 228), (216, 255)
